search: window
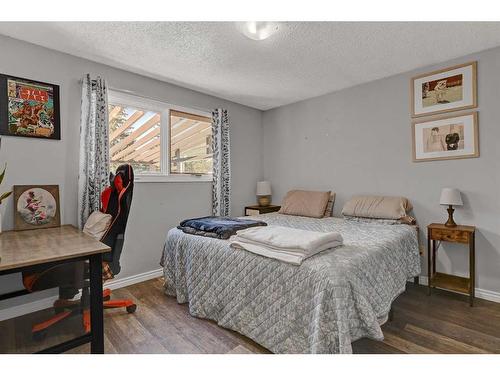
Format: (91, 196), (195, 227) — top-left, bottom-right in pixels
(109, 104), (161, 174)
(108, 91), (212, 181)
(169, 110), (212, 175)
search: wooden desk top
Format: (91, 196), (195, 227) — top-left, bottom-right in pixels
(0, 225), (111, 272)
(427, 223), (476, 232)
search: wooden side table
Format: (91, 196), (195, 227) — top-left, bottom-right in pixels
(244, 205), (281, 216)
(427, 223), (476, 306)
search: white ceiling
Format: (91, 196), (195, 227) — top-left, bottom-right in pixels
(1, 22), (500, 110)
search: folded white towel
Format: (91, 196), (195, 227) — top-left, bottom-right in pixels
(229, 225), (343, 265)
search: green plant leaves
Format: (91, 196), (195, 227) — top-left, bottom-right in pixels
(0, 164), (11, 204)
(0, 190), (12, 204)
(0, 163), (6, 185)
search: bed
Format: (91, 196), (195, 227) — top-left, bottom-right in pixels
(160, 213), (420, 354)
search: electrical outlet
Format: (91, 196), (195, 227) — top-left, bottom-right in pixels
(419, 244), (425, 255)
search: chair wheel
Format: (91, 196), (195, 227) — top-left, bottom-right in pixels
(126, 304), (137, 313)
(33, 330), (47, 342)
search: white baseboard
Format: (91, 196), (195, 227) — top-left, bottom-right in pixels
(0, 295), (59, 322)
(414, 276), (500, 304)
(105, 268), (163, 290)
(0, 268), (163, 322)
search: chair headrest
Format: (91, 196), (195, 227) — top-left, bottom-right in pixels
(109, 164), (134, 193)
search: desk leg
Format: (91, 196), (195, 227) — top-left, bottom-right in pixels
(89, 253), (104, 354)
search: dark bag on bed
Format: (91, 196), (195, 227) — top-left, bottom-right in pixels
(178, 216), (266, 239)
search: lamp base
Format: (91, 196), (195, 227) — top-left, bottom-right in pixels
(444, 205), (457, 227)
(257, 196), (271, 207)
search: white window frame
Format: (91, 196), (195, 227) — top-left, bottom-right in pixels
(108, 90), (213, 183)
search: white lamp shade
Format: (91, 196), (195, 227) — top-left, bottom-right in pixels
(256, 181), (272, 196)
(440, 188), (463, 206)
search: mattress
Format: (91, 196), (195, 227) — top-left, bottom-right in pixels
(160, 213), (420, 353)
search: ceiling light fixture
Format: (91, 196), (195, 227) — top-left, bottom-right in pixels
(236, 22), (279, 41)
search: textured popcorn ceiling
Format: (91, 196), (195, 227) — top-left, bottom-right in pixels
(1, 22), (500, 110)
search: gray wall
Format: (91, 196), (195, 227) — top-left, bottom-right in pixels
(1, 32), (499, 309)
(263, 47), (500, 294)
(0, 35), (263, 304)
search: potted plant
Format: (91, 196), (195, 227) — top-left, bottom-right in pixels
(0, 164), (12, 233)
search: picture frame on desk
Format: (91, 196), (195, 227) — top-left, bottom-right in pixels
(13, 185), (61, 231)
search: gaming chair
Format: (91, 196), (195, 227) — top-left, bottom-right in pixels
(99, 164), (136, 311)
(22, 164), (136, 340)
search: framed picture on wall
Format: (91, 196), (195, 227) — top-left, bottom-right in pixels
(411, 61), (477, 117)
(13, 185), (61, 230)
(0, 74), (61, 140)
(412, 112), (479, 162)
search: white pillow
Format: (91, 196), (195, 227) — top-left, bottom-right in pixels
(83, 211), (112, 241)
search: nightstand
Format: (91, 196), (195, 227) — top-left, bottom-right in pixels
(244, 205), (281, 216)
(427, 223), (476, 306)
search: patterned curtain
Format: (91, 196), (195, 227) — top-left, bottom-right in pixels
(211, 109), (231, 216)
(78, 74), (110, 229)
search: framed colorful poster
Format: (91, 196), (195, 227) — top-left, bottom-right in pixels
(13, 185), (61, 230)
(412, 112), (479, 162)
(0, 74), (61, 139)
(411, 62), (477, 117)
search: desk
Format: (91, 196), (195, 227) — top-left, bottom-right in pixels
(0, 225), (110, 353)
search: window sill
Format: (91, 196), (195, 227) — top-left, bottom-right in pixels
(135, 174), (213, 183)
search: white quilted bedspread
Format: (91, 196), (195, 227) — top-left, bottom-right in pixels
(160, 213), (420, 353)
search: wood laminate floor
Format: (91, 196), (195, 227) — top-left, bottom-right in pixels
(2, 278), (500, 354)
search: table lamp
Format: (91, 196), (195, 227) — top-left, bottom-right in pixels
(440, 188), (463, 227)
(256, 181), (272, 207)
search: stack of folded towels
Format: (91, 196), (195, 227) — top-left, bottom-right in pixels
(230, 225), (343, 265)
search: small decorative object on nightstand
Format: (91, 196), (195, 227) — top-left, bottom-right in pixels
(427, 223), (476, 306)
(439, 188), (463, 227)
(256, 181), (272, 207)
(244, 204), (280, 216)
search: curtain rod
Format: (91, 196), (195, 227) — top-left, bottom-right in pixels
(78, 78), (213, 114)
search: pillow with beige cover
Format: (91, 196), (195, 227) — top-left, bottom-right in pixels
(341, 195), (413, 220)
(83, 211), (112, 240)
(279, 190), (331, 218)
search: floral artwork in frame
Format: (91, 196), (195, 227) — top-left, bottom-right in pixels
(13, 185), (61, 230)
